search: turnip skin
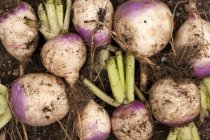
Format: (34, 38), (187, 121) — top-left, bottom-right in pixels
(9, 73), (70, 126)
(0, 2), (38, 62)
(75, 100), (111, 140)
(72, 0), (114, 47)
(114, 0), (173, 58)
(111, 101), (153, 140)
(174, 6), (210, 78)
(41, 33), (87, 86)
(149, 78), (200, 127)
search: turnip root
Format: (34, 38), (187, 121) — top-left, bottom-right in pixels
(72, 0), (114, 47)
(111, 101), (153, 140)
(174, 0), (210, 78)
(149, 78), (200, 126)
(9, 73), (69, 126)
(0, 2), (38, 62)
(114, 0), (173, 59)
(41, 33), (87, 86)
(75, 100), (111, 140)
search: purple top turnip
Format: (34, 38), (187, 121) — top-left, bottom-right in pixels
(72, 0), (114, 47)
(41, 33), (87, 86)
(111, 101), (153, 140)
(174, 0), (210, 78)
(9, 73), (69, 126)
(149, 78), (200, 127)
(0, 2), (38, 62)
(75, 100), (111, 140)
(114, 0), (173, 58)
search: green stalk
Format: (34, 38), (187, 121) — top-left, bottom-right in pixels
(199, 82), (209, 122)
(107, 44), (118, 52)
(125, 51), (135, 102)
(38, 3), (49, 29)
(45, 0), (60, 34)
(106, 57), (125, 104)
(81, 77), (120, 107)
(0, 95), (7, 115)
(115, 51), (125, 91)
(39, 25), (58, 40)
(0, 84), (7, 95)
(55, 0), (64, 28)
(166, 128), (180, 140)
(95, 49), (110, 72)
(189, 122), (200, 140)
(0, 107), (12, 129)
(203, 78), (210, 109)
(177, 125), (192, 140)
(62, 0), (72, 33)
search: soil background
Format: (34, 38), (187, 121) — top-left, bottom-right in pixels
(1, 0), (210, 140)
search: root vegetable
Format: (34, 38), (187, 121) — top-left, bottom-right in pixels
(149, 78), (200, 127)
(75, 100), (111, 140)
(114, 0), (173, 58)
(174, 0), (210, 78)
(9, 73), (69, 126)
(111, 101), (153, 140)
(0, 2), (38, 62)
(41, 33), (87, 86)
(72, 0), (114, 47)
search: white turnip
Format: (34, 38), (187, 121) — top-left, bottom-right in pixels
(41, 33), (87, 86)
(72, 0), (114, 47)
(0, 2), (38, 62)
(114, 0), (173, 59)
(174, 0), (210, 78)
(75, 100), (111, 140)
(149, 78), (200, 127)
(9, 73), (69, 126)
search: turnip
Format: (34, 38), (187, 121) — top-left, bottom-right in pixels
(111, 101), (153, 140)
(82, 51), (153, 140)
(74, 99), (111, 140)
(41, 33), (87, 86)
(0, 2), (38, 62)
(9, 73), (69, 126)
(114, 0), (173, 59)
(149, 78), (200, 127)
(174, 0), (210, 78)
(72, 0), (114, 47)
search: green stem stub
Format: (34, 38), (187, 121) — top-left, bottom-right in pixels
(106, 57), (125, 104)
(125, 51), (135, 102)
(37, 0), (72, 40)
(116, 51), (125, 91)
(0, 84), (12, 129)
(82, 77), (120, 107)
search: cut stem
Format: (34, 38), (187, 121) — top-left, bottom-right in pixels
(38, 3), (49, 29)
(125, 51), (135, 102)
(106, 57), (125, 104)
(45, 0), (60, 34)
(189, 122), (200, 140)
(55, 0), (64, 28)
(62, 0), (72, 33)
(81, 77), (120, 107)
(115, 51), (125, 91)
(166, 128), (179, 140)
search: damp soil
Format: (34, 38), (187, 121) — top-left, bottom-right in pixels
(1, 0), (210, 140)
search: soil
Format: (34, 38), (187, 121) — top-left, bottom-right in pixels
(1, 0), (210, 140)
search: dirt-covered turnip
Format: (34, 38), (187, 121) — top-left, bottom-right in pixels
(174, 0), (210, 78)
(72, 0), (114, 47)
(111, 101), (153, 140)
(41, 33), (87, 86)
(0, 2), (38, 62)
(75, 100), (111, 140)
(149, 78), (200, 127)
(114, 0), (173, 58)
(9, 73), (69, 126)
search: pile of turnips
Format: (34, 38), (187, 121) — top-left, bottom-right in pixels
(1, 0), (210, 139)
